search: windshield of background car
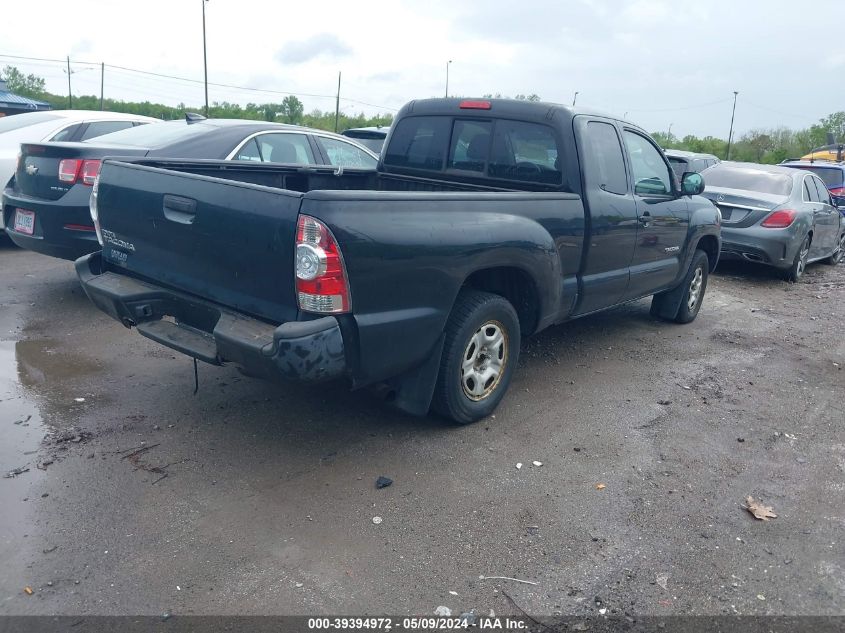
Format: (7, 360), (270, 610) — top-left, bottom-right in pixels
(704, 165), (793, 196)
(384, 115), (562, 185)
(83, 120), (208, 148)
(668, 157), (689, 177)
(0, 112), (61, 134)
(794, 166), (844, 189)
(348, 137), (385, 153)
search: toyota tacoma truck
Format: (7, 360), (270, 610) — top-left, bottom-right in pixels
(76, 98), (720, 424)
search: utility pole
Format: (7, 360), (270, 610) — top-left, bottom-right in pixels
(66, 56), (72, 109)
(572, 91), (579, 106)
(726, 91), (739, 160)
(445, 60), (452, 98)
(202, 0), (209, 116)
(100, 62), (104, 110)
(334, 71), (341, 133)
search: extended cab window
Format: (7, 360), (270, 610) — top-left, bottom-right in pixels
(383, 116), (449, 170)
(583, 121), (627, 195)
(489, 120), (561, 185)
(623, 131), (672, 195)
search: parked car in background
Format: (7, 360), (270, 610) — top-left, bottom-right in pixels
(701, 161), (843, 280)
(0, 110), (158, 192)
(76, 98), (720, 424)
(341, 126), (390, 154)
(2, 117), (378, 260)
(664, 149), (720, 178)
(780, 160), (845, 215)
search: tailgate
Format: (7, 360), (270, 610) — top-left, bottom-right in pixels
(96, 160), (303, 323)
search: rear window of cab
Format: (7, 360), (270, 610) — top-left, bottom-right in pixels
(383, 115), (562, 186)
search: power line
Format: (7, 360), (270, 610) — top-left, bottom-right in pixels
(0, 53), (398, 111)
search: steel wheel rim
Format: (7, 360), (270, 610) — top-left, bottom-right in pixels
(687, 267), (703, 311)
(797, 240), (809, 276)
(461, 320), (508, 401)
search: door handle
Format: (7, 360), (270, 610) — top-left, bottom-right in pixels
(162, 195), (197, 225)
(639, 211), (652, 226)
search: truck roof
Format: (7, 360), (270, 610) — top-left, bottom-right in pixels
(399, 98), (632, 128)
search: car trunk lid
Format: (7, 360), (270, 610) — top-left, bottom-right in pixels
(702, 187), (785, 228)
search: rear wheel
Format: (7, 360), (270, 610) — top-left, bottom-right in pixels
(823, 233), (844, 265)
(786, 235), (810, 282)
(432, 290), (520, 425)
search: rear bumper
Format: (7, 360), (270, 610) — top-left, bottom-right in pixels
(719, 226), (801, 269)
(75, 252), (346, 382)
(2, 187), (99, 261)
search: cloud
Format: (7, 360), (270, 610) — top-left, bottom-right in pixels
(70, 39), (92, 55)
(275, 34), (352, 64)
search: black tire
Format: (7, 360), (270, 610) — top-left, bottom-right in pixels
(432, 290), (520, 425)
(785, 235), (810, 282)
(650, 249), (709, 324)
(823, 233), (844, 266)
(672, 249), (709, 324)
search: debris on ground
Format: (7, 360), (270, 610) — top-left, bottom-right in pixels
(478, 574), (538, 586)
(532, 461), (543, 467)
(744, 496), (778, 521)
(434, 606), (451, 616)
(596, 483), (606, 490)
(516, 462), (523, 469)
(460, 612), (477, 626)
(23, 587), (33, 595)
(47, 428), (93, 446)
(372, 516), (383, 525)
(658, 400), (672, 405)
(656, 573), (669, 590)
(36, 460), (53, 471)
(448, 590), (458, 596)
(4, 466), (29, 478)
(42, 546), (57, 554)
(375, 476), (393, 489)
(13, 415), (32, 425)
(73, 397), (85, 403)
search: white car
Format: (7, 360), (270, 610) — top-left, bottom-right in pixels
(0, 110), (159, 192)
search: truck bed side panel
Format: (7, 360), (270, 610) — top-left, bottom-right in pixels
(301, 190), (586, 384)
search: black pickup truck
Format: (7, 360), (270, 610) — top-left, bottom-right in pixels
(76, 98), (720, 424)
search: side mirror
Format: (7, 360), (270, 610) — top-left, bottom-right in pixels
(681, 171), (705, 196)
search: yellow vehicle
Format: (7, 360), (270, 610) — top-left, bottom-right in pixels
(801, 145), (844, 162)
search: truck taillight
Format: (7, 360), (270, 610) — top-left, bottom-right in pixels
(58, 159), (101, 186)
(295, 215), (350, 314)
(90, 174), (103, 246)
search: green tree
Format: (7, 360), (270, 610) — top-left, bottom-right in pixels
(1, 65), (47, 98)
(279, 95), (304, 124)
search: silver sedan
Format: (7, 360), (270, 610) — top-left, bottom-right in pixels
(701, 161), (844, 281)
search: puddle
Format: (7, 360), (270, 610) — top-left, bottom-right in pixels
(0, 339), (47, 568)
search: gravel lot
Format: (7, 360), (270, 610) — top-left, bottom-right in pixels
(1, 238), (843, 618)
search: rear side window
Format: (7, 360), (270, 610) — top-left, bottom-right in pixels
(812, 176), (832, 205)
(383, 116), (450, 170)
(806, 176), (821, 202)
(796, 166), (844, 189)
(316, 136), (378, 168)
(583, 121), (628, 195)
(256, 133), (314, 165)
(234, 138), (262, 161)
(80, 120), (137, 141)
(668, 157), (688, 177)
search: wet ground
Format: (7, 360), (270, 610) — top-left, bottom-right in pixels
(1, 238), (843, 617)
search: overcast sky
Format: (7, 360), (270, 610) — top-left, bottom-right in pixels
(2, 0), (842, 138)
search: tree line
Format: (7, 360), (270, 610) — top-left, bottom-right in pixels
(1, 65), (392, 132)
(3, 64), (843, 160)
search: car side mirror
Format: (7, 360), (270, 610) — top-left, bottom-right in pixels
(681, 171), (704, 196)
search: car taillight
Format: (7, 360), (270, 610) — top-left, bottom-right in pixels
(58, 159), (101, 186)
(81, 160), (101, 185)
(295, 215), (350, 314)
(58, 159), (81, 183)
(761, 209), (797, 228)
(90, 174), (103, 246)
(829, 186), (845, 196)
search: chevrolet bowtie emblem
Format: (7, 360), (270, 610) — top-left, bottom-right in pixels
(25, 164), (38, 176)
